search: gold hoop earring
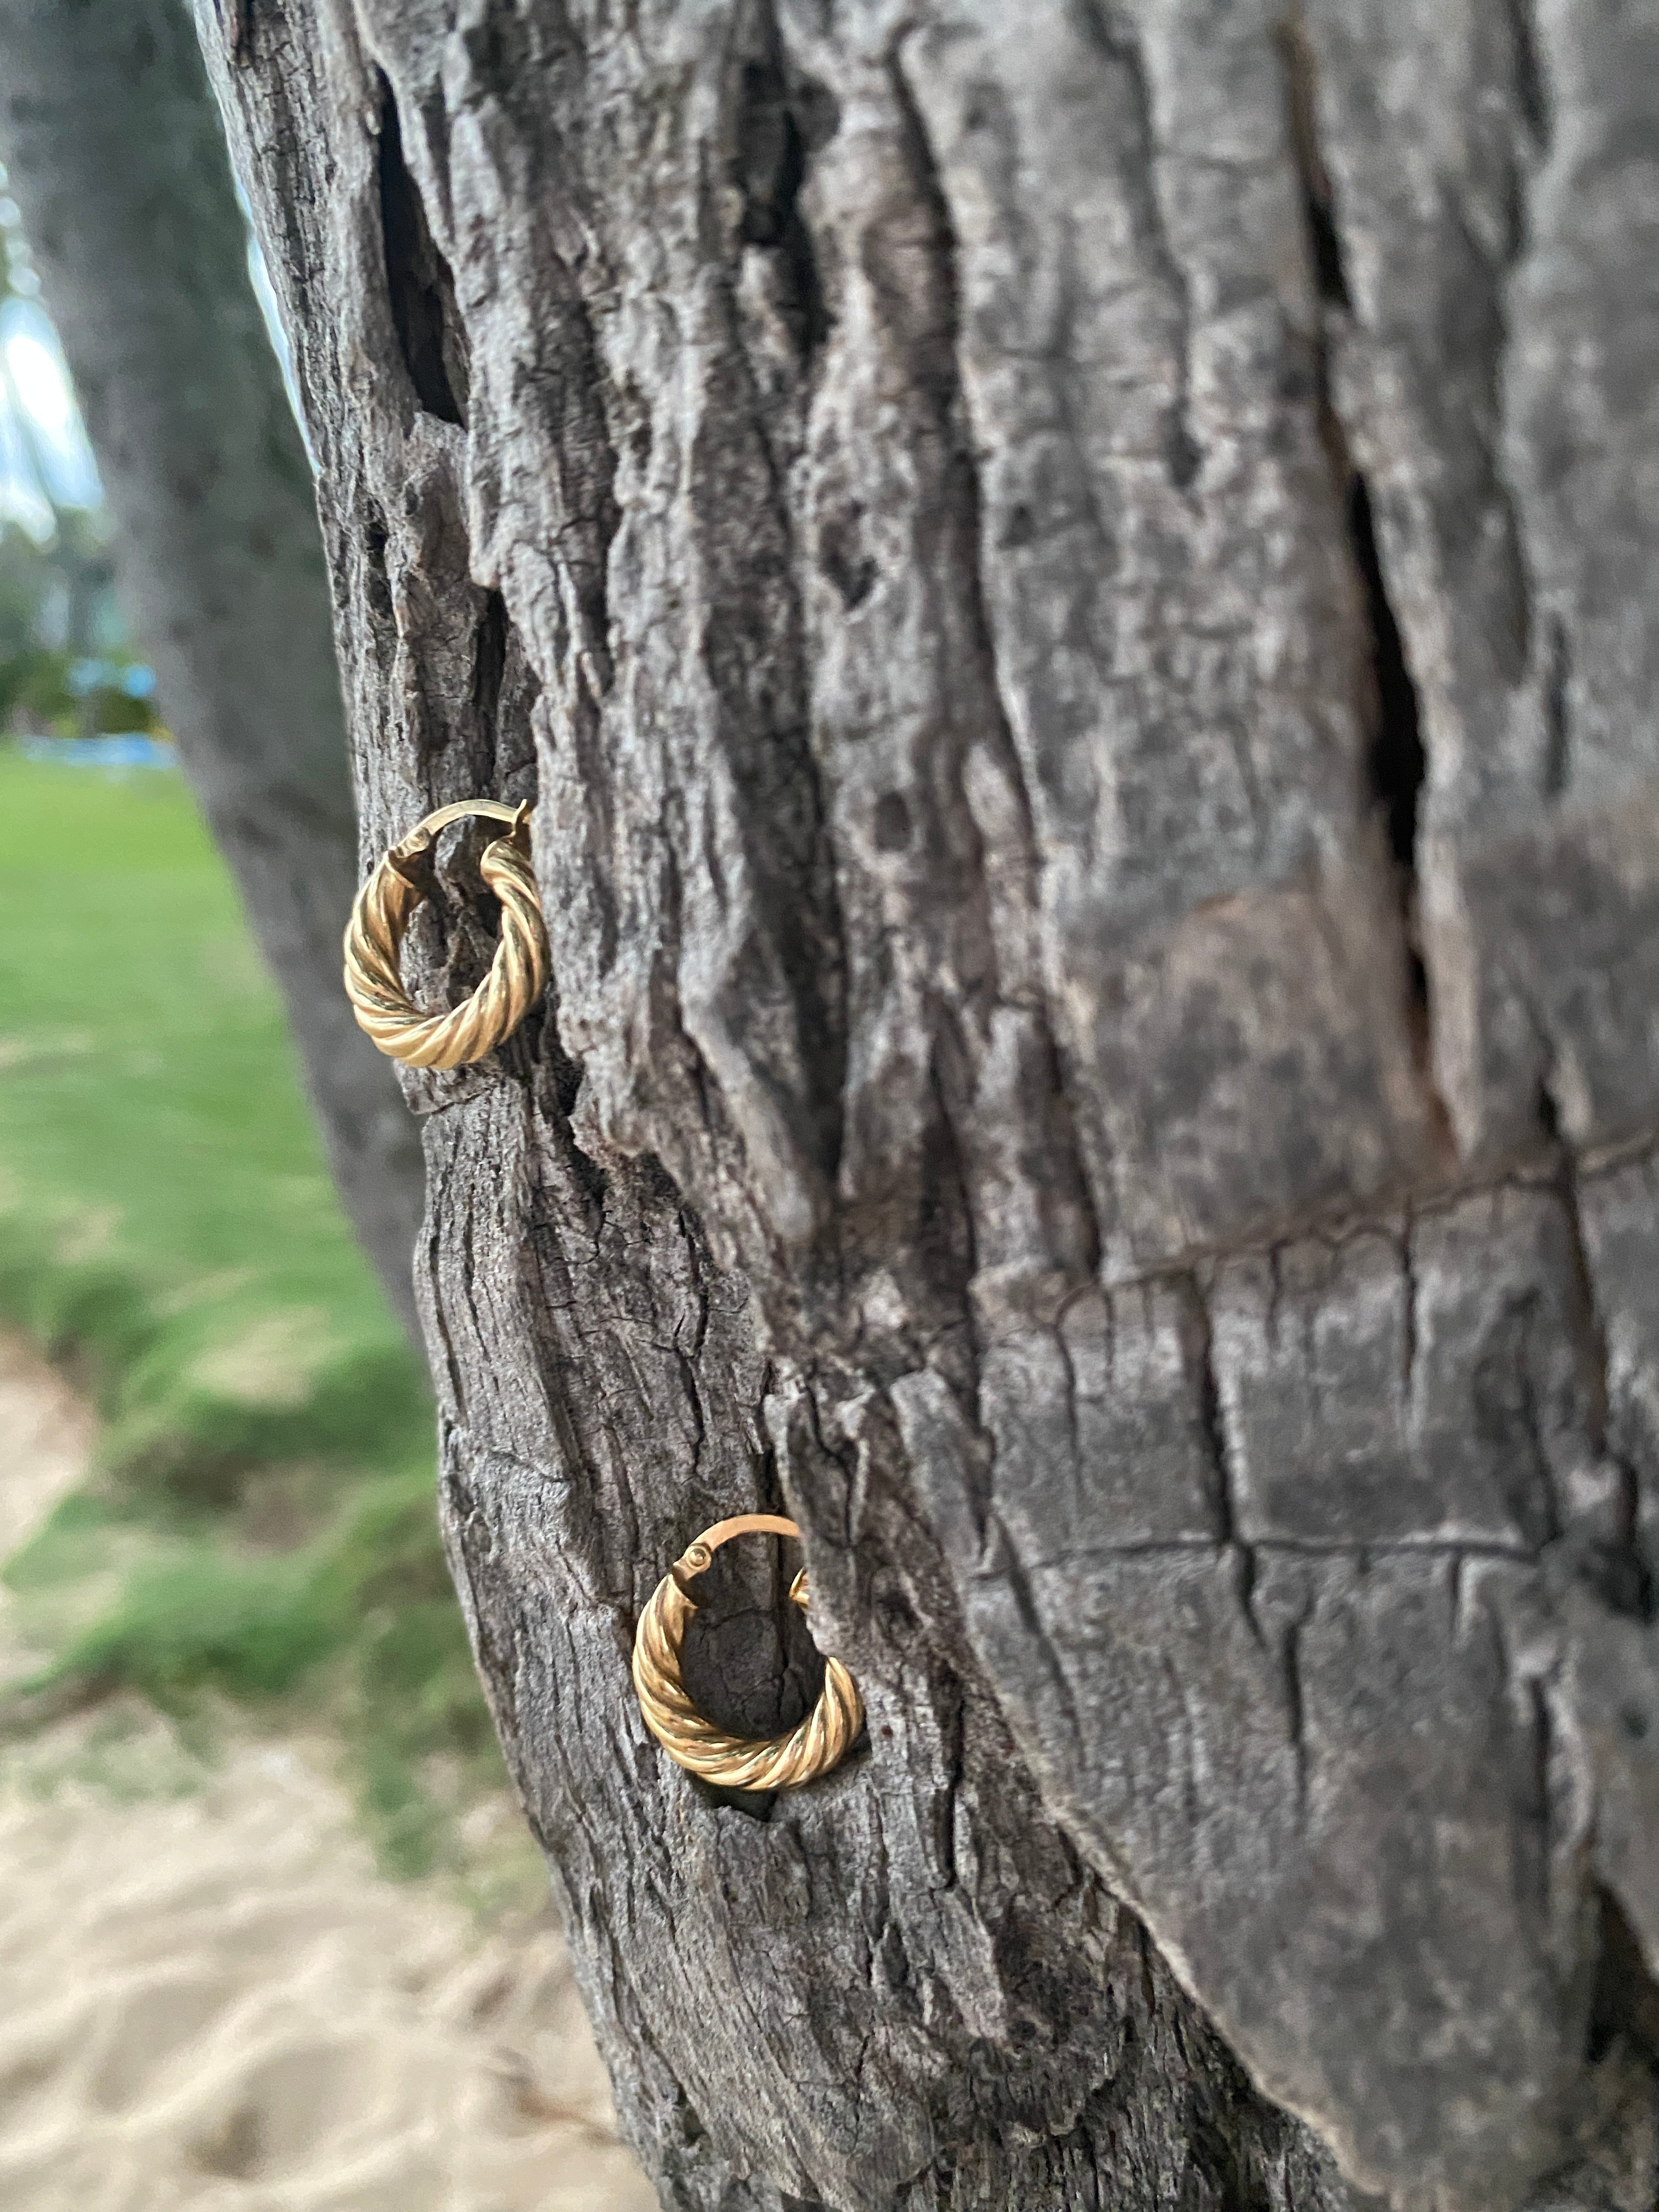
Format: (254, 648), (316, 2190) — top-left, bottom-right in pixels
(343, 799), (548, 1069)
(632, 1515), (864, 1790)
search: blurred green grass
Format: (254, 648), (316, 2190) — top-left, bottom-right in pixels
(0, 748), (500, 1876)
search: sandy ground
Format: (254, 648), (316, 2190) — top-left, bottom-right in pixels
(0, 1333), (657, 2212)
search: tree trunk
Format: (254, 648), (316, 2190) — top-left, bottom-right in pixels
(0, 0), (425, 1335)
(196, 1), (1659, 2205)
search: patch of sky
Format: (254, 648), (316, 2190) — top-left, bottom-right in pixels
(0, 166), (101, 538)
(236, 177), (312, 465)
(1, 298), (103, 520)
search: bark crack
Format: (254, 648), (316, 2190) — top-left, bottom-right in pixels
(1279, 29), (1425, 877)
(460, 586), (512, 794)
(1283, 1613), (1309, 1820)
(730, 0), (832, 365)
(1399, 1209), (1419, 1422)
(1587, 1887), (1659, 2066)
(1277, 19), (1451, 1154)
(1073, 1108), (1659, 1313)
(1541, 611), (1571, 802)
(1345, 476), (1427, 889)
(1187, 1272), (1272, 1669)
(1506, 0), (1553, 156)
(376, 72), (469, 426)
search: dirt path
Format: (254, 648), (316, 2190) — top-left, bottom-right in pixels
(0, 1333), (656, 2212)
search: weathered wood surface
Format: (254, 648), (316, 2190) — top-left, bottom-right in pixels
(196, 0), (1659, 2204)
(0, 0), (425, 1332)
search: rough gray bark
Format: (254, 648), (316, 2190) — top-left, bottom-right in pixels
(197, 1), (1659, 2207)
(0, 0), (425, 1335)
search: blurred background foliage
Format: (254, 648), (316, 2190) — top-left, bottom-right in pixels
(0, 170), (506, 1889)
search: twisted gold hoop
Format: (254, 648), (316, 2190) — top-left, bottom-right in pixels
(343, 799), (549, 1069)
(632, 1515), (864, 1790)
